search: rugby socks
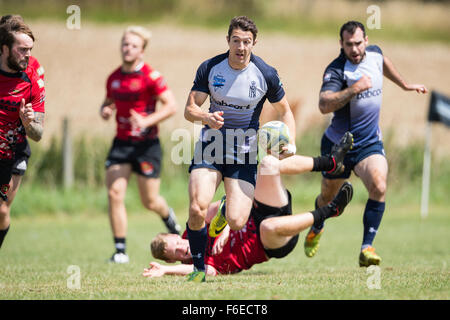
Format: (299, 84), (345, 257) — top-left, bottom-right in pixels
(114, 237), (126, 254)
(310, 204), (337, 228)
(186, 223), (207, 272)
(312, 156), (335, 172)
(162, 208), (180, 235)
(362, 199), (385, 250)
(311, 196), (324, 233)
(0, 225), (10, 249)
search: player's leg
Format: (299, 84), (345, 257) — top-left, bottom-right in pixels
(305, 132), (354, 257)
(106, 163), (132, 263)
(137, 176), (180, 234)
(354, 153), (388, 267)
(0, 174), (22, 249)
(222, 178), (254, 230)
(259, 181), (354, 251)
(187, 168), (222, 280)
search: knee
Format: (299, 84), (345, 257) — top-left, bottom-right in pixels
(189, 200), (208, 223)
(227, 215), (247, 231)
(259, 219), (277, 238)
(0, 203), (10, 223)
(368, 179), (387, 200)
(259, 155), (280, 176)
(108, 186), (126, 203)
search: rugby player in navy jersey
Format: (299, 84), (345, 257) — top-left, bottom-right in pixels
(304, 21), (428, 267)
(0, 19), (45, 249)
(183, 16), (297, 282)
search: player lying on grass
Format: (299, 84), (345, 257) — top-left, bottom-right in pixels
(143, 133), (354, 281)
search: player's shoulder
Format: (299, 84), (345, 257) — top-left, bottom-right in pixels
(325, 50), (347, 73)
(366, 44), (383, 55)
(140, 63), (164, 82)
(107, 66), (123, 81)
(198, 52), (229, 70)
(250, 53), (278, 76)
(28, 56), (45, 77)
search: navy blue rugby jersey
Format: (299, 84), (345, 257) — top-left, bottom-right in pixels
(321, 45), (384, 148)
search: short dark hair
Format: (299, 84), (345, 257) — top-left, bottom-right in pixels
(339, 21), (366, 40)
(227, 16), (258, 42)
(0, 14), (24, 25)
(0, 18), (34, 54)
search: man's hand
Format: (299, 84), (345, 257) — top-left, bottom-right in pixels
(142, 262), (166, 278)
(205, 111), (224, 129)
(403, 83), (428, 94)
(352, 75), (372, 94)
(19, 99), (34, 127)
(129, 109), (148, 129)
(212, 225), (230, 256)
(279, 143), (296, 160)
(100, 104), (115, 120)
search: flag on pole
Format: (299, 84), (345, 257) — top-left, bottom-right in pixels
(428, 91), (450, 127)
(421, 90), (450, 219)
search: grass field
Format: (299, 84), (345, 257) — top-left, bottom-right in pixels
(1, 196), (448, 300)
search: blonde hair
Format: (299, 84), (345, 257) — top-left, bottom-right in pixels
(150, 233), (170, 261)
(123, 26), (151, 49)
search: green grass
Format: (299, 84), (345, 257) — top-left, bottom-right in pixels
(1, 201), (448, 299)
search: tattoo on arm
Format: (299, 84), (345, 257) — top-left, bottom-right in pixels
(24, 112), (44, 142)
(319, 89), (356, 114)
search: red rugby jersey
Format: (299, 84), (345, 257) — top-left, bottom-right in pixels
(0, 67), (45, 160)
(106, 62), (168, 141)
(28, 56), (45, 80)
(183, 216), (269, 274)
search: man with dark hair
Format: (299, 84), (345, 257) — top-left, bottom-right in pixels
(0, 18), (45, 249)
(304, 20), (428, 267)
(183, 16), (297, 281)
(143, 133), (354, 279)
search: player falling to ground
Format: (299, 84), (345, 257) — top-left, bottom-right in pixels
(100, 26), (180, 264)
(143, 133), (354, 281)
(305, 21), (428, 267)
(0, 16), (45, 249)
(183, 16), (297, 281)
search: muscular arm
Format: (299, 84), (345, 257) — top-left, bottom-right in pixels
(383, 55), (428, 93)
(130, 89), (177, 128)
(270, 96), (296, 145)
(319, 74), (372, 114)
(23, 111), (44, 142)
(184, 90), (224, 129)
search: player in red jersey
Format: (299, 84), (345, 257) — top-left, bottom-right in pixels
(0, 18), (45, 249)
(143, 134), (354, 279)
(100, 26), (179, 263)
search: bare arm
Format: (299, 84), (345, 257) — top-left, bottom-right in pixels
(142, 262), (218, 278)
(319, 75), (372, 114)
(19, 99), (44, 142)
(129, 89), (177, 129)
(100, 97), (115, 120)
(270, 96), (296, 146)
(184, 90), (224, 129)
(383, 55), (428, 94)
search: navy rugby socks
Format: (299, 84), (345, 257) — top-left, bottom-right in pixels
(186, 223), (207, 272)
(114, 237), (126, 254)
(361, 199), (385, 250)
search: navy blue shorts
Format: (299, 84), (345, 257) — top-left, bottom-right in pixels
(105, 138), (162, 178)
(321, 134), (386, 180)
(11, 141), (31, 176)
(188, 133), (258, 186)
